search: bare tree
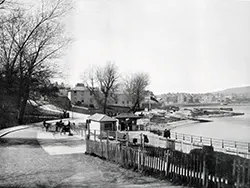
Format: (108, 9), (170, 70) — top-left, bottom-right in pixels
(83, 62), (119, 114)
(0, 0), (71, 124)
(123, 72), (150, 113)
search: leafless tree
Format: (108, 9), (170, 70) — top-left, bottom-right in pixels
(123, 72), (150, 113)
(0, 0), (71, 124)
(83, 62), (119, 114)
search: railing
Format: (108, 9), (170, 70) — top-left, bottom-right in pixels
(86, 131), (250, 188)
(169, 132), (250, 159)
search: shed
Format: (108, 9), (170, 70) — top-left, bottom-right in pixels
(87, 113), (117, 134)
(115, 113), (141, 131)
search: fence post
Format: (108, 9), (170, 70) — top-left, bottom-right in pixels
(107, 131), (109, 160)
(165, 150), (169, 176)
(191, 135), (193, 143)
(94, 130), (96, 141)
(222, 140), (224, 148)
(231, 158), (236, 187)
(140, 133), (143, 148)
(202, 155), (208, 187)
(87, 123), (90, 140)
(236, 159), (240, 188)
(100, 131), (103, 158)
(175, 132), (177, 140)
(84, 128), (87, 140)
(200, 136), (202, 143)
(210, 138), (212, 146)
(248, 143), (250, 152)
(138, 148), (141, 171)
(126, 132), (129, 147)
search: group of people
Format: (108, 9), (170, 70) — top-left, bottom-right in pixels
(56, 120), (73, 135)
(43, 120), (73, 136)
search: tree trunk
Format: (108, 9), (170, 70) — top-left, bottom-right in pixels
(132, 99), (140, 113)
(18, 93), (29, 125)
(103, 94), (108, 114)
(18, 78), (30, 125)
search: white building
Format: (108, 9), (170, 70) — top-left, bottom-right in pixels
(68, 83), (94, 106)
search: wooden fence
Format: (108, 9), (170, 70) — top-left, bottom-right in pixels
(86, 132), (250, 188)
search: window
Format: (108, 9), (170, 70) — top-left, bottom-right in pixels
(122, 101), (125, 104)
(104, 123), (113, 131)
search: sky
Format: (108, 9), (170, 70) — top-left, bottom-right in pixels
(58, 0), (250, 94)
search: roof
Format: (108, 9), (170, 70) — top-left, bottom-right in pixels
(88, 113), (117, 122)
(70, 86), (88, 91)
(115, 113), (141, 119)
(107, 104), (131, 109)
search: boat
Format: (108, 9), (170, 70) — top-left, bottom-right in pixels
(188, 118), (213, 123)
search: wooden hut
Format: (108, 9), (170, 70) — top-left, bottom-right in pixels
(115, 113), (141, 131)
(87, 113), (117, 134)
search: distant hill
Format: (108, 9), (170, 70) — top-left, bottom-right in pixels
(213, 86), (250, 95)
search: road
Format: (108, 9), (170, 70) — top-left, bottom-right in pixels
(0, 126), (183, 188)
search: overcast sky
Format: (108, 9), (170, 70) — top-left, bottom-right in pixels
(59, 0), (250, 94)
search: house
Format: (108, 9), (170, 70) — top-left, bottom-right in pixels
(68, 83), (96, 107)
(115, 113), (141, 131)
(87, 113), (117, 135)
(112, 93), (133, 107)
(106, 104), (131, 116)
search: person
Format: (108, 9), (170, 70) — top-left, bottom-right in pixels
(143, 134), (149, 144)
(62, 121), (72, 136)
(43, 121), (47, 131)
(66, 121), (72, 135)
(164, 129), (171, 139)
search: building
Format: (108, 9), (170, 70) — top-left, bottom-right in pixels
(112, 93), (133, 107)
(68, 83), (95, 106)
(87, 113), (117, 134)
(115, 113), (141, 131)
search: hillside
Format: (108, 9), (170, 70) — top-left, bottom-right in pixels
(213, 86), (250, 95)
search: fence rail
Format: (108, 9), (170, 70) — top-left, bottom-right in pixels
(169, 132), (250, 158)
(86, 130), (250, 188)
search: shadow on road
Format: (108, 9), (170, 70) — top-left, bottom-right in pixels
(0, 137), (85, 148)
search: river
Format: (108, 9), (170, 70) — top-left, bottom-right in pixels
(172, 104), (250, 142)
